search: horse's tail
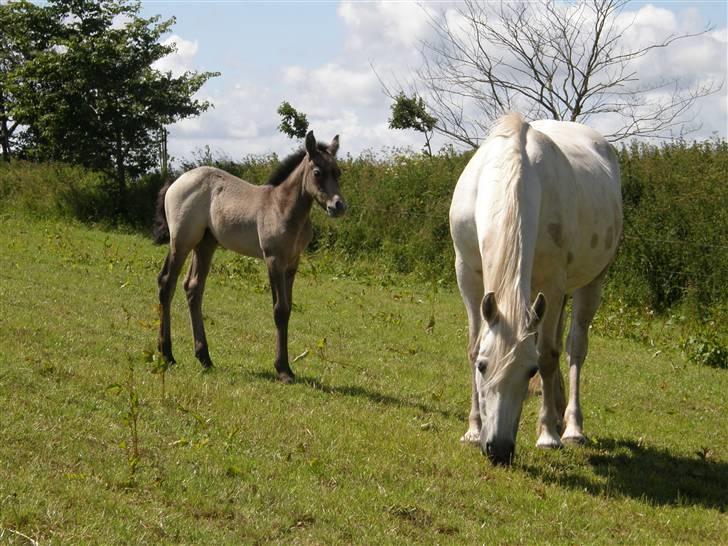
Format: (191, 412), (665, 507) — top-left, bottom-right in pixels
(152, 178), (174, 245)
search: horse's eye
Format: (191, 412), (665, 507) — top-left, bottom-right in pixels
(528, 366), (539, 379)
(313, 168), (322, 178)
(476, 359), (488, 374)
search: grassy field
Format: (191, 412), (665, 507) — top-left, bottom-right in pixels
(0, 211), (726, 544)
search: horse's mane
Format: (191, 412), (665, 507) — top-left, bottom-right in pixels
(481, 113), (538, 384)
(266, 142), (330, 187)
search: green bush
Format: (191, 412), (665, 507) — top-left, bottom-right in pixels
(3, 137), (726, 332)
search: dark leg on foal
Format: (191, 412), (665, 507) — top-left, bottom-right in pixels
(157, 248), (189, 364)
(184, 233), (217, 369)
(266, 257), (294, 383)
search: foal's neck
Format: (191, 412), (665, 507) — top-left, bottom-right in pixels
(275, 160), (313, 223)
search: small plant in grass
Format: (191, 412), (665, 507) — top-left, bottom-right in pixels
(144, 348), (171, 400)
(681, 333), (728, 369)
(106, 355), (142, 476)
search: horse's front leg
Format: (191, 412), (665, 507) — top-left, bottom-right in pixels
(266, 257), (294, 383)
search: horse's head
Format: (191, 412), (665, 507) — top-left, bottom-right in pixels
(474, 291), (546, 465)
(303, 131), (346, 218)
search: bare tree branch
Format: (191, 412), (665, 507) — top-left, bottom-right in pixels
(381, 0), (722, 146)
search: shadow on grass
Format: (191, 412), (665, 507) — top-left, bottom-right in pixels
(244, 369), (462, 422)
(522, 437), (728, 511)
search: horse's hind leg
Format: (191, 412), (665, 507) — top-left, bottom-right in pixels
(562, 277), (604, 444)
(157, 244), (192, 364)
(184, 231), (217, 369)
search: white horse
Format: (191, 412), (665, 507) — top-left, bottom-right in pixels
(449, 113), (622, 465)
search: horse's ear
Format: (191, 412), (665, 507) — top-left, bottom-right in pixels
(481, 292), (498, 325)
(328, 135), (340, 156)
(527, 292), (547, 332)
(305, 131), (317, 157)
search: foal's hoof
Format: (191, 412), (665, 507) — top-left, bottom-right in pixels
(276, 370), (295, 384)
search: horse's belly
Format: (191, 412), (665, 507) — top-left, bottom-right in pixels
(213, 222), (264, 259)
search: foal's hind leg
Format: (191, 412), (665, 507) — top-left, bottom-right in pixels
(562, 277), (604, 444)
(184, 231), (217, 369)
(157, 244), (193, 364)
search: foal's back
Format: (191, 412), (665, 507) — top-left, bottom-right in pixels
(165, 166), (268, 258)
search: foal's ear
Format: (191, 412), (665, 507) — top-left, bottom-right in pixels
(328, 135), (340, 156)
(305, 131), (317, 157)
(527, 292), (547, 332)
(481, 292), (499, 325)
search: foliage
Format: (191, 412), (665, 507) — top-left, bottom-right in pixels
(388, 92), (438, 155)
(2, 0), (218, 207)
(681, 334), (728, 370)
(613, 139), (728, 314)
(2, 136), (726, 330)
(0, 213), (726, 543)
(277, 100), (309, 139)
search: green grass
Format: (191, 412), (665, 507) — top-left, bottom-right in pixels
(1, 211), (726, 544)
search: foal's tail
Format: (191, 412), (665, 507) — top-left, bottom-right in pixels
(152, 178), (174, 245)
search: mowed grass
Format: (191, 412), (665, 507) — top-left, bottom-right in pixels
(0, 211), (726, 545)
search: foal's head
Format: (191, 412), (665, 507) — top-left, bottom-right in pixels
(303, 131), (346, 217)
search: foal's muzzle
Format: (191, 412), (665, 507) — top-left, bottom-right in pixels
(326, 197), (347, 217)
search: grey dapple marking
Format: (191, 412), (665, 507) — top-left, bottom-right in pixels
(153, 131), (345, 383)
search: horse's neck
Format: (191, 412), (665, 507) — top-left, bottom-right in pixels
(275, 161), (313, 224)
(482, 165), (539, 333)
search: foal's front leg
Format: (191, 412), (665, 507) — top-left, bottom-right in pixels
(266, 257), (294, 383)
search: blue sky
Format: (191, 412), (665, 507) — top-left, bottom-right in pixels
(139, 1), (728, 162)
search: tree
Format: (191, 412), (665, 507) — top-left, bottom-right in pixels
(388, 92), (438, 155)
(0, 2), (57, 161)
(389, 0), (720, 147)
(277, 101), (309, 139)
(5, 0), (218, 207)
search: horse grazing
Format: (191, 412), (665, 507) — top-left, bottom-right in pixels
(153, 131), (346, 383)
(449, 113), (622, 465)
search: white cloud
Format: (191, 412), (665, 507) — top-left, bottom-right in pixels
(152, 35), (199, 77)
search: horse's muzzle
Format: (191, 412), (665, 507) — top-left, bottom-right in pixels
(482, 439), (515, 466)
(327, 198), (347, 217)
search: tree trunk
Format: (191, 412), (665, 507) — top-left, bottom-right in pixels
(0, 97), (11, 162)
(115, 132), (127, 214)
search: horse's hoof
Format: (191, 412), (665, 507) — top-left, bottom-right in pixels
(276, 370), (295, 384)
(162, 354), (176, 366)
(460, 429), (480, 443)
(562, 434), (589, 445)
(536, 433), (563, 450)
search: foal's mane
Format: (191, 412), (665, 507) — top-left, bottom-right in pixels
(266, 142), (331, 187)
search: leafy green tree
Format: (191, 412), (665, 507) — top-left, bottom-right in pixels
(277, 101), (309, 139)
(0, 2), (57, 161)
(388, 93), (437, 156)
(5, 0), (218, 208)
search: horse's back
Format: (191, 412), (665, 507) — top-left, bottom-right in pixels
(450, 114), (622, 293)
(527, 120), (622, 291)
